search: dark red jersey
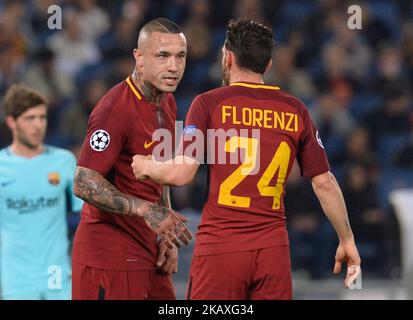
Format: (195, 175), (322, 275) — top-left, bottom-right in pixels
(73, 76), (176, 270)
(182, 82), (330, 256)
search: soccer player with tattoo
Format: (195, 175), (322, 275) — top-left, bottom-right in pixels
(132, 18), (361, 300)
(71, 18), (192, 300)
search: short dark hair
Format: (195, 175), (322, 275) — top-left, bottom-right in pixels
(3, 84), (48, 119)
(142, 17), (182, 34)
(138, 17), (183, 48)
(224, 18), (274, 74)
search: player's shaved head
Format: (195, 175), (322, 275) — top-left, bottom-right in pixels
(138, 17), (183, 50)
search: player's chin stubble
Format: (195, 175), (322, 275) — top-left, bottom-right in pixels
(21, 140), (41, 150)
(18, 132), (44, 150)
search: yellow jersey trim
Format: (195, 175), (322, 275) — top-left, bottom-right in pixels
(126, 77), (142, 100)
(230, 82), (280, 90)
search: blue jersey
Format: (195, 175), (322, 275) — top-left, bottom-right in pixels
(0, 145), (83, 298)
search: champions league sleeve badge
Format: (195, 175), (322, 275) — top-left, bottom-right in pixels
(183, 125), (197, 135)
(316, 130), (325, 149)
(90, 129), (110, 152)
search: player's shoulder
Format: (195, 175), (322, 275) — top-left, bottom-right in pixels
(275, 88), (309, 114)
(91, 79), (128, 114)
(197, 85), (233, 101)
(0, 147), (10, 160)
(192, 86), (232, 108)
(44, 145), (76, 161)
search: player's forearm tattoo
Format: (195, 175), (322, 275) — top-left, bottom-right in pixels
(73, 166), (168, 227)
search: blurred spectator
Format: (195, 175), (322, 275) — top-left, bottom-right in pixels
(29, 0), (61, 45)
(47, 8), (101, 78)
(120, 0), (149, 24)
(341, 164), (388, 275)
(360, 4), (392, 50)
(392, 133), (413, 169)
(401, 22), (413, 81)
(181, 0), (213, 94)
(365, 87), (412, 147)
(186, 0), (210, 25)
(163, 0), (190, 25)
(182, 0), (212, 62)
(73, 0), (110, 41)
(372, 44), (409, 95)
(266, 44), (316, 101)
(22, 48), (75, 104)
(318, 43), (355, 103)
(311, 92), (355, 157)
(233, 0), (266, 24)
(286, 162), (336, 279)
(104, 50), (135, 87)
(333, 127), (378, 177)
(59, 78), (108, 153)
(99, 17), (138, 62)
(392, 144), (413, 169)
(331, 23), (371, 83)
(0, 1), (28, 95)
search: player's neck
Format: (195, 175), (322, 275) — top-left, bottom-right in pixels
(229, 71), (264, 85)
(10, 140), (44, 158)
(132, 71), (165, 106)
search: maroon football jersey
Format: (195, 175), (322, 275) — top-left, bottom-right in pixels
(73, 77), (176, 270)
(182, 82), (330, 256)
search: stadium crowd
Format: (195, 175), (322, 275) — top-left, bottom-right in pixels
(1, 0), (413, 279)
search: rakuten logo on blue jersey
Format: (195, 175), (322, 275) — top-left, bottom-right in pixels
(6, 197), (60, 214)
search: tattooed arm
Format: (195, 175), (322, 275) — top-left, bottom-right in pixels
(311, 171), (361, 287)
(73, 166), (192, 248)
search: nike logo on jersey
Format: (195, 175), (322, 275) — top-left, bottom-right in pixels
(144, 140), (156, 149)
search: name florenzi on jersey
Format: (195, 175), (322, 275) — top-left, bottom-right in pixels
(221, 105), (299, 132)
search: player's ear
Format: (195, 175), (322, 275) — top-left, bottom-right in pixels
(264, 58), (273, 76)
(226, 50), (234, 69)
(133, 48), (144, 68)
(5, 115), (16, 131)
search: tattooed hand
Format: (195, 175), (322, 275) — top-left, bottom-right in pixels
(143, 203), (192, 249)
(74, 166), (192, 248)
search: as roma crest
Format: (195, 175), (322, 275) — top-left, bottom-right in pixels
(48, 172), (61, 185)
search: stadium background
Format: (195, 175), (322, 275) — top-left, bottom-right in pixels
(0, 0), (412, 299)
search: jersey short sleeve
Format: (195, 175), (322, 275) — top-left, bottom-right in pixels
(77, 98), (128, 176)
(180, 95), (209, 162)
(297, 108), (330, 177)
